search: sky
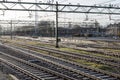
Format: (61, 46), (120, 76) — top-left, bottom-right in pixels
(0, 0), (120, 27)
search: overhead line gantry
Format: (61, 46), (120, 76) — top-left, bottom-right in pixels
(0, 1), (120, 47)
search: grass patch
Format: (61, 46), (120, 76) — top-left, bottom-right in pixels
(3, 38), (53, 48)
(106, 49), (120, 53)
(3, 39), (120, 73)
(59, 47), (120, 60)
(18, 44), (118, 73)
(60, 48), (90, 54)
(35, 43), (55, 47)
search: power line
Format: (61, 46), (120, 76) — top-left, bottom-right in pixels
(1, 1), (120, 47)
(57, 0), (68, 3)
(1, 1), (120, 14)
(94, 0), (117, 5)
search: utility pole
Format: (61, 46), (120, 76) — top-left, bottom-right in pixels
(55, 1), (59, 48)
(95, 19), (99, 36)
(10, 20), (13, 40)
(35, 0), (38, 36)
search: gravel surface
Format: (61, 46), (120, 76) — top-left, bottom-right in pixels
(0, 71), (8, 80)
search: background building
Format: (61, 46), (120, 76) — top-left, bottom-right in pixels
(106, 23), (120, 37)
(13, 20), (107, 37)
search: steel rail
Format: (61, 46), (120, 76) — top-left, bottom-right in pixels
(2, 43), (120, 80)
(11, 42), (120, 68)
(0, 51), (75, 80)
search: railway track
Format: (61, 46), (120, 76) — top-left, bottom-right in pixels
(1, 38), (120, 58)
(0, 44), (95, 80)
(28, 38), (120, 58)
(0, 57), (49, 80)
(0, 43), (120, 80)
(0, 59), (40, 80)
(75, 43), (120, 50)
(9, 42), (120, 68)
(68, 45), (120, 58)
(15, 38), (120, 58)
(30, 39), (120, 58)
(0, 51), (75, 80)
(61, 43), (120, 58)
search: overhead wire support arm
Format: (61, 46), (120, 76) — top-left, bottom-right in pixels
(1, 1), (120, 48)
(0, 1), (120, 14)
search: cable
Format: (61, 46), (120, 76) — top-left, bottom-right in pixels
(114, 1), (120, 5)
(54, 0), (68, 3)
(95, 0), (116, 5)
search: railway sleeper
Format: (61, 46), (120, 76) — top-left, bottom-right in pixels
(1, 44), (119, 79)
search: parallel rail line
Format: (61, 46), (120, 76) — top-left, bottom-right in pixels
(1, 38), (120, 58)
(1, 43), (120, 80)
(29, 44), (120, 68)
(67, 45), (120, 58)
(0, 51), (75, 80)
(0, 45), (94, 80)
(10, 42), (120, 68)
(0, 58), (43, 80)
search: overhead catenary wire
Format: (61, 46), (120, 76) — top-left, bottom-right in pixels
(94, 0), (117, 5)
